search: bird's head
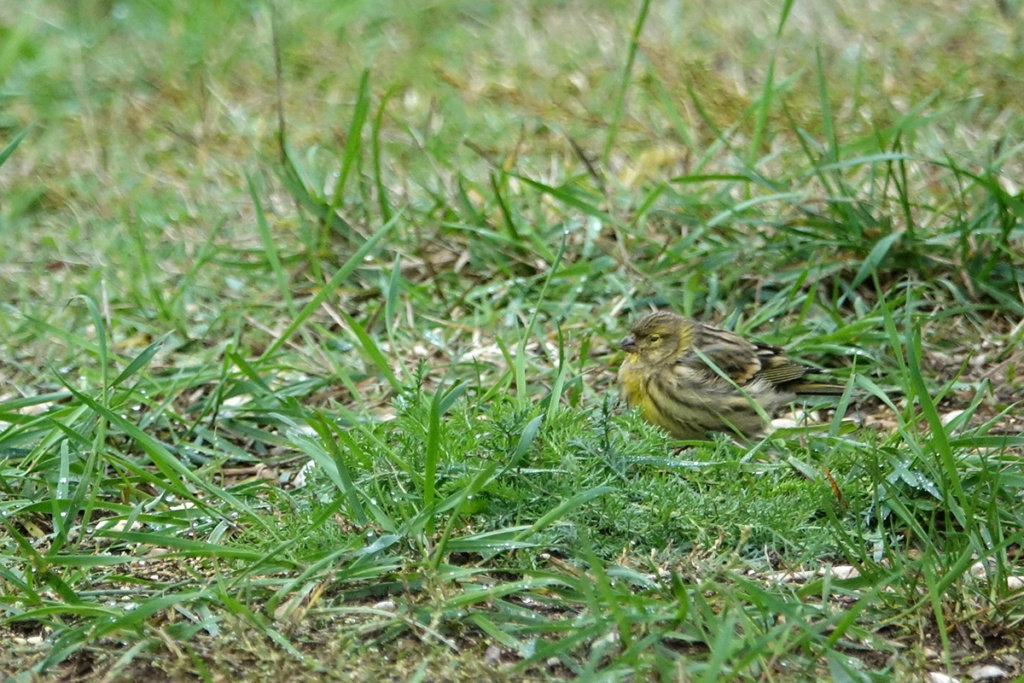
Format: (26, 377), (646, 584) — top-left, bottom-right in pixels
(619, 311), (693, 365)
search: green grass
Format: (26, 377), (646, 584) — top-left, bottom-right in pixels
(2, 0), (1024, 680)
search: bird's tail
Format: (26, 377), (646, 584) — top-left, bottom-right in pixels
(791, 381), (846, 396)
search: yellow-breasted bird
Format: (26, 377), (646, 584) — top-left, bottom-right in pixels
(617, 310), (843, 440)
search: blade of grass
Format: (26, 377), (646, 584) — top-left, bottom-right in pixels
(259, 209), (399, 361)
(747, 0), (795, 167)
(340, 310), (403, 392)
(602, 0), (652, 164)
(248, 172), (296, 314)
(302, 410), (369, 525)
(326, 68), (372, 241)
(514, 486), (613, 542)
(514, 235), (567, 404)
(0, 124), (30, 167)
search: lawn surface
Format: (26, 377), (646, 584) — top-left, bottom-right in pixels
(2, 1), (1024, 680)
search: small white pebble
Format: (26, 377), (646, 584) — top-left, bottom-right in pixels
(967, 664), (1009, 681)
(95, 519), (142, 533)
(940, 410), (966, 426)
(483, 645), (502, 665)
(830, 565), (860, 580)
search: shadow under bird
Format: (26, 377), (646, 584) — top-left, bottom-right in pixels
(617, 311), (844, 440)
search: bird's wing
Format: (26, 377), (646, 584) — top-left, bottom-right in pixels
(685, 324), (765, 384)
(685, 325), (811, 389)
(753, 343), (810, 386)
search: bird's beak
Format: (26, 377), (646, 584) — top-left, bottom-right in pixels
(619, 335), (637, 352)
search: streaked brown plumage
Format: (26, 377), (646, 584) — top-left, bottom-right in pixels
(617, 311), (842, 439)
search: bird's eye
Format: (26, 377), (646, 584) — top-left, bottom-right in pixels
(649, 334), (661, 343)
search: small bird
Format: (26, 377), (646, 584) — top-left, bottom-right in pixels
(617, 310), (843, 439)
